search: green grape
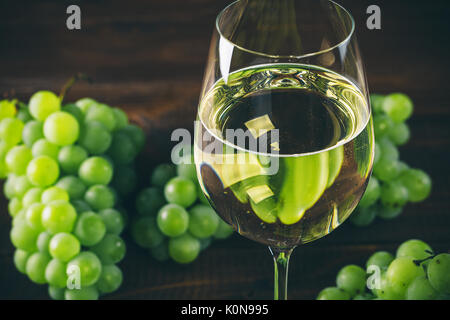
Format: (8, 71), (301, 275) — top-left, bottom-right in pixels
(213, 219), (234, 239)
(176, 153), (197, 181)
(14, 249), (31, 274)
(366, 251), (394, 272)
(396, 239), (433, 261)
(25, 203), (45, 231)
(188, 205), (219, 239)
(168, 233), (200, 264)
(373, 158), (401, 182)
(75, 98), (97, 114)
(107, 131), (137, 165)
(3, 174), (17, 199)
(41, 186), (69, 204)
(0, 99), (17, 119)
(43, 111), (80, 146)
(67, 251), (102, 287)
(62, 103), (84, 124)
(0, 160), (7, 179)
(199, 237), (212, 251)
(10, 218), (39, 251)
(377, 204), (403, 220)
(151, 163), (176, 187)
(41, 200), (77, 234)
(397, 169), (432, 203)
(79, 156), (113, 186)
(427, 253), (450, 294)
(90, 234), (126, 264)
(119, 124), (145, 151)
(74, 211), (106, 246)
(353, 293), (374, 300)
(48, 285), (65, 300)
(8, 197), (22, 217)
(17, 108), (33, 123)
(382, 93), (413, 123)
(78, 121), (112, 155)
(370, 94), (385, 114)
(98, 208), (125, 235)
(96, 264), (123, 294)
(373, 142), (381, 166)
(136, 187), (166, 216)
(84, 185), (116, 210)
(112, 108), (128, 129)
(378, 138), (399, 162)
(71, 199), (91, 214)
(31, 138), (59, 159)
(12, 209), (27, 227)
(36, 231), (52, 253)
(58, 145), (88, 174)
(27, 155), (60, 187)
(359, 177), (380, 208)
(26, 252), (51, 284)
(6, 145), (32, 175)
(29, 90), (61, 121)
(387, 256), (425, 297)
(0, 117), (24, 146)
(373, 114), (393, 138)
(150, 241), (170, 262)
(84, 103), (116, 131)
(0, 140), (11, 158)
(388, 122), (410, 146)
(157, 204), (189, 237)
(336, 265), (367, 297)
(349, 205), (377, 227)
(111, 165), (137, 196)
(316, 287), (351, 300)
(131, 216), (165, 248)
(406, 276), (438, 300)
(56, 176), (86, 200)
(164, 177), (197, 208)
(45, 258), (68, 288)
(22, 121), (44, 147)
(373, 272), (403, 300)
(380, 181), (409, 208)
(13, 175), (33, 198)
(49, 232), (81, 262)
(65, 286), (99, 300)
(22, 187), (43, 208)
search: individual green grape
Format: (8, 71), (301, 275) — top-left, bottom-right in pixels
(84, 103), (116, 131)
(22, 121), (44, 147)
(386, 256), (425, 298)
(376, 204), (403, 220)
(136, 187), (166, 216)
(427, 253), (450, 294)
(74, 211), (106, 246)
(27, 155), (60, 187)
(0, 140), (11, 158)
(0, 99), (17, 119)
(359, 177), (380, 208)
(10, 218), (39, 251)
(131, 216), (165, 249)
(3, 173), (17, 199)
(14, 249), (31, 274)
(90, 234), (126, 264)
(62, 103), (84, 124)
(405, 276), (438, 300)
(78, 121), (112, 155)
(17, 107), (33, 123)
(370, 94), (385, 114)
(118, 124), (145, 151)
(349, 205), (377, 227)
(26, 252), (51, 284)
(43, 111), (80, 146)
(55, 176), (86, 200)
(373, 272), (403, 300)
(388, 122), (410, 146)
(397, 169), (432, 203)
(378, 138), (399, 162)
(48, 285), (65, 300)
(31, 138), (59, 159)
(96, 264), (123, 294)
(111, 165), (137, 196)
(157, 204), (189, 237)
(22, 187), (43, 208)
(13, 175), (33, 198)
(366, 251), (395, 272)
(176, 153), (197, 181)
(213, 219), (234, 239)
(45, 258), (68, 288)
(168, 233), (200, 264)
(336, 265), (367, 297)
(75, 98), (97, 114)
(12, 208), (27, 227)
(396, 239), (433, 261)
(71, 199), (91, 214)
(67, 251), (102, 287)
(49, 232), (81, 262)
(41, 186), (69, 204)
(0, 117), (24, 146)
(106, 131), (137, 165)
(8, 197), (22, 217)
(112, 108), (128, 129)
(164, 177), (197, 208)
(29, 90), (61, 121)
(98, 208), (125, 235)
(151, 163), (177, 187)
(36, 231), (52, 253)
(373, 114), (393, 138)
(65, 286), (99, 300)
(6, 145), (32, 175)
(380, 181), (409, 208)
(84, 185), (116, 210)
(78, 156), (113, 186)
(58, 145), (88, 174)
(25, 203), (45, 231)
(382, 93), (413, 123)
(316, 287), (351, 300)
(149, 241), (170, 262)
(188, 205), (219, 239)
(373, 158), (402, 182)
(41, 200), (77, 234)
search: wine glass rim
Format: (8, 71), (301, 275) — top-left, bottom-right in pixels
(215, 0), (356, 60)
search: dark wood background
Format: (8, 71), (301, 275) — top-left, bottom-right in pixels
(0, 0), (449, 300)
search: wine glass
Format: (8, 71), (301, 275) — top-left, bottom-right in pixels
(194, 0), (374, 300)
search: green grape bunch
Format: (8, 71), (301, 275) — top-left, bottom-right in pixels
(317, 239), (450, 300)
(131, 146), (234, 264)
(350, 93), (432, 227)
(1, 89), (146, 300)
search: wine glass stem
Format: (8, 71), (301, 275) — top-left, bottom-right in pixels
(269, 247), (294, 300)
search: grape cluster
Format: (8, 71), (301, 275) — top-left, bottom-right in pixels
(350, 93), (432, 226)
(317, 239), (450, 300)
(1, 91), (145, 300)
(131, 148), (234, 264)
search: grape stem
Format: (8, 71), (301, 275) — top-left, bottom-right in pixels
(413, 252), (436, 266)
(59, 73), (93, 103)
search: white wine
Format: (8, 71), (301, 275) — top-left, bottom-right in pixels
(195, 64), (374, 248)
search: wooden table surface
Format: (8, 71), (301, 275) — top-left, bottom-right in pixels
(0, 0), (449, 299)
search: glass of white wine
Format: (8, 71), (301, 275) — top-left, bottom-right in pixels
(194, 0), (374, 300)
